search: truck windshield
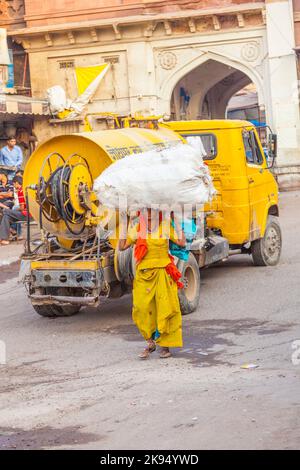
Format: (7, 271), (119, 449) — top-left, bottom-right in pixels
(182, 133), (217, 160)
(243, 130), (264, 165)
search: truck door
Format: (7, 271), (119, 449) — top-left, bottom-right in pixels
(242, 129), (267, 241)
(184, 133), (221, 212)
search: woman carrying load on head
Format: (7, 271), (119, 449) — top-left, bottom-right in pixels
(118, 209), (186, 359)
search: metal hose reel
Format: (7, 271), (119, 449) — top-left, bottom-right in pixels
(37, 152), (94, 236)
(37, 152), (65, 223)
(114, 246), (136, 283)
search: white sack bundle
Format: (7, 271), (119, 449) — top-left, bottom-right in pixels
(47, 86), (68, 114)
(93, 140), (216, 211)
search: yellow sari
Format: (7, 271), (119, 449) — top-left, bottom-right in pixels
(127, 221), (182, 348)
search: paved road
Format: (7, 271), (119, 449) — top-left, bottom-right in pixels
(0, 191), (300, 450)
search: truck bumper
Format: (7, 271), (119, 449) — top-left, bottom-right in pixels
(23, 259), (105, 308)
(30, 294), (99, 306)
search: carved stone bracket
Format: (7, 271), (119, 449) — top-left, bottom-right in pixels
(67, 31), (75, 44)
(188, 18), (196, 34)
(144, 21), (157, 38)
(44, 33), (53, 47)
(112, 24), (121, 40)
(90, 28), (98, 42)
(164, 20), (172, 36)
(212, 15), (221, 31)
(13, 36), (31, 49)
(237, 13), (244, 28)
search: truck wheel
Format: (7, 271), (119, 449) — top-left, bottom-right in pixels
(251, 215), (282, 266)
(32, 304), (81, 317)
(178, 253), (201, 315)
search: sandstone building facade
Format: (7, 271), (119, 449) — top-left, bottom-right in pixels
(1, 0), (300, 188)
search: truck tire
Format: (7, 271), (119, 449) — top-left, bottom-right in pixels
(178, 253), (201, 315)
(32, 304), (81, 317)
(251, 215), (282, 266)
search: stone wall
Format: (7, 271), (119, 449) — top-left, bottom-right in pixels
(23, 0), (264, 27)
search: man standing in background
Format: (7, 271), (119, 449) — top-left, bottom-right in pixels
(0, 136), (23, 180)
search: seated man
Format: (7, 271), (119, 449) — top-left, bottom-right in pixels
(0, 169), (14, 218)
(0, 176), (30, 246)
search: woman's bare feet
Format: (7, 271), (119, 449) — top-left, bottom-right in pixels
(139, 339), (156, 359)
(159, 347), (171, 359)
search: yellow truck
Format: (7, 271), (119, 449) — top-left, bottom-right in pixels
(21, 119), (281, 317)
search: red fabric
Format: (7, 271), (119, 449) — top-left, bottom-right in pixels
(166, 255), (184, 289)
(134, 238), (148, 264)
(17, 188), (28, 216)
(134, 212), (163, 264)
(134, 214), (148, 264)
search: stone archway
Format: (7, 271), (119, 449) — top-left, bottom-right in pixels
(198, 68), (253, 120)
(160, 51), (265, 120)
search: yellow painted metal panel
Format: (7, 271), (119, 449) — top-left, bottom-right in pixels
(31, 260), (100, 270)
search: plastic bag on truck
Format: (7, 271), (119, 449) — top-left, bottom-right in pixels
(47, 86), (71, 114)
(93, 140), (216, 211)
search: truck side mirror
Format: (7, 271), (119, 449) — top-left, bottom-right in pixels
(267, 133), (277, 168)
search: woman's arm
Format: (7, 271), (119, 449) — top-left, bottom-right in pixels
(119, 215), (139, 251)
(118, 238), (132, 251)
(171, 217), (186, 247)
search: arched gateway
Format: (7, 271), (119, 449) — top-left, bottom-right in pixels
(9, 0), (300, 189)
(160, 53), (265, 121)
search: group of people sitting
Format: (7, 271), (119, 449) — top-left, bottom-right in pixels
(0, 136), (28, 246)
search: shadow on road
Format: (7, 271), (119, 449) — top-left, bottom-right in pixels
(0, 424), (100, 450)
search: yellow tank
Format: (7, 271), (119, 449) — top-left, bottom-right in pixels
(23, 127), (182, 243)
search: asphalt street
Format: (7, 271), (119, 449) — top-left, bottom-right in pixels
(0, 190), (299, 450)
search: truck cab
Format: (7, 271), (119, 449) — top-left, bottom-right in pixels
(163, 120), (281, 267)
